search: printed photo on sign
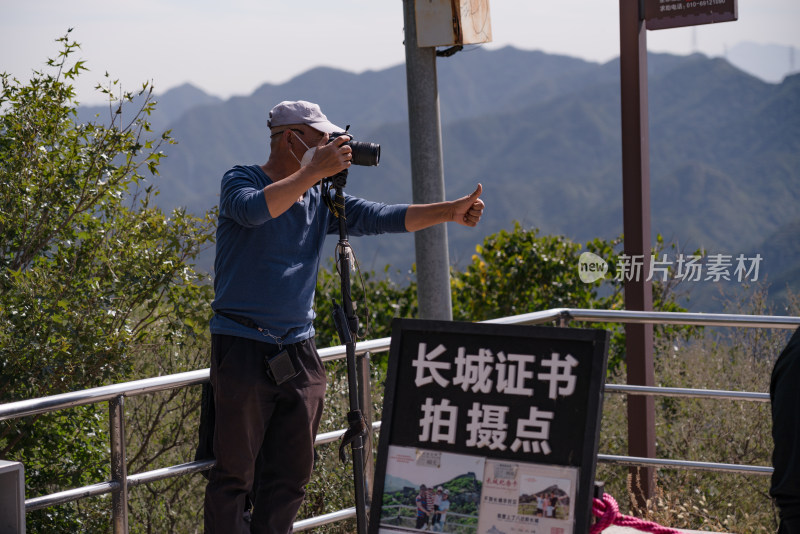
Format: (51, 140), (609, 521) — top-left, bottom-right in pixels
(477, 460), (578, 534)
(378, 445), (485, 533)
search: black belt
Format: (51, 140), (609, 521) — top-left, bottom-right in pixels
(216, 311), (261, 330)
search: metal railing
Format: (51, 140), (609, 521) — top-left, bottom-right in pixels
(376, 505), (478, 533)
(1, 308), (797, 532)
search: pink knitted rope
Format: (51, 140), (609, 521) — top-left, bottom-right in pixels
(590, 493), (682, 534)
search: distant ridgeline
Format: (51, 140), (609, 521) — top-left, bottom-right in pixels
(78, 47), (800, 311)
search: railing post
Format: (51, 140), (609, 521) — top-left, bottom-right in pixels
(109, 395), (128, 534)
(357, 351), (375, 505)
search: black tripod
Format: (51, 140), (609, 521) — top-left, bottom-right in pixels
(324, 169), (370, 534)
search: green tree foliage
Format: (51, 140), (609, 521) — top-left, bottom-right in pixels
(451, 222), (623, 319)
(0, 32), (215, 532)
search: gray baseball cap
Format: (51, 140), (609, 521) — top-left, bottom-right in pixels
(267, 100), (344, 134)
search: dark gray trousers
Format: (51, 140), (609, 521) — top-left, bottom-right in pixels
(772, 327), (800, 534)
(204, 334), (327, 534)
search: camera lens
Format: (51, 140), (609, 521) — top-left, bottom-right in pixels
(348, 141), (380, 167)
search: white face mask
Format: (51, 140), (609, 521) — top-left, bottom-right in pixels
(291, 130), (316, 167)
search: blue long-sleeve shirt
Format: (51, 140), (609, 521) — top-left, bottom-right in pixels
(210, 164), (408, 344)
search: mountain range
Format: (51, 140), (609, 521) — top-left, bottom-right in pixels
(77, 46), (800, 312)
(725, 42), (800, 84)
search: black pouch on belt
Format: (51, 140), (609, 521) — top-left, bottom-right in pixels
(265, 349), (299, 385)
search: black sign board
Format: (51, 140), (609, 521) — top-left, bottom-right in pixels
(644, 0), (738, 30)
(370, 319), (610, 534)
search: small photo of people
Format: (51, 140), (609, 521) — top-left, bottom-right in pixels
(379, 446), (484, 533)
(412, 484), (452, 532)
(517, 478), (571, 520)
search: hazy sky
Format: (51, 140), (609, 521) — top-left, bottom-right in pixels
(3, 0), (799, 104)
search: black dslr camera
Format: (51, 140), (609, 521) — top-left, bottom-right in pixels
(329, 131), (380, 167)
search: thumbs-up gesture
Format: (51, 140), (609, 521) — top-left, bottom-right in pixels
(403, 184), (486, 231)
(451, 184), (485, 227)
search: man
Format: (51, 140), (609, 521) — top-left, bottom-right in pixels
(771, 326), (800, 534)
(432, 489), (450, 532)
(549, 492), (560, 518)
(416, 484), (432, 530)
(204, 100), (485, 533)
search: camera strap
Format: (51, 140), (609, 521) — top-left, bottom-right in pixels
(216, 311), (284, 348)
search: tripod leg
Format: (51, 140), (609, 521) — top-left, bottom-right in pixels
(330, 183), (370, 534)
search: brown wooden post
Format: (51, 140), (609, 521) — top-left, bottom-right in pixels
(619, 0), (656, 507)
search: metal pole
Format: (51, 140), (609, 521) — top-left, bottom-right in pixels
(109, 395), (129, 533)
(619, 0), (656, 505)
(403, 0), (453, 321)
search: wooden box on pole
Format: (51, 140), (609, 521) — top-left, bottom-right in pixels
(415, 0), (492, 47)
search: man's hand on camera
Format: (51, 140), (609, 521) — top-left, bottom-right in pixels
(307, 133), (352, 178)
